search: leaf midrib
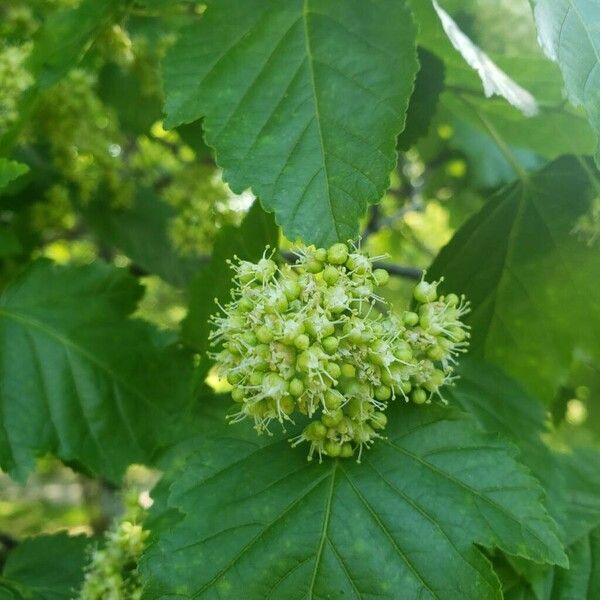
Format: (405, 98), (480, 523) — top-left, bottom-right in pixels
(302, 0), (340, 241)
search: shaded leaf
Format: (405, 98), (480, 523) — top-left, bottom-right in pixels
(140, 398), (566, 600)
(162, 0), (418, 245)
(429, 157), (599, 402)
(551, 525), (600, 599)
(533, 0), (600, 165)
(82, 187), (204, 288)
(0, 533), (89, 600)
(27, 0), (126, 88)
(431, 0), (538, 116)
(0, 259), (193, 481)
(398, 48), (445, 151)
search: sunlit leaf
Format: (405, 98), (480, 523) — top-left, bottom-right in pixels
(162, 0), (418, 245)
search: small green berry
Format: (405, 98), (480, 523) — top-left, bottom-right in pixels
(294, 334), (310, 351)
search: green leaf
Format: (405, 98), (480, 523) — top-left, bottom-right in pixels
(0, 160), (28, 191)
(442, 93), (596, 164)
(27, 0), (126, 88)
(431, 0), (538, 116)
(0, 533), (89, 600)
(533, 0), (600, 166)
(397, 48), (445, 151)
(0, 259), (193, 481)
(82, 187), (204, 288)
(554, 447), (600, 546)
(182, 201), (278, 353)
(162, 0), (418, 245)
(140, 398), (566, 599)
(447, 118), (545, 188)
(551, 525), (600, 599)
(429, 157), (599, 402)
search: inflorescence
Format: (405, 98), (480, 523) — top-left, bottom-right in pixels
(210, 242), (470, 462)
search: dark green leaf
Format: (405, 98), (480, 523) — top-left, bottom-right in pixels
(398, 48), (445, 151)
(551, 525), (600, 599)
(82, 187), (204, 288)
(0, 259), (193, 481)
(0, 533), (89, 600)
(182, 202), (278, 353)
(429, 157), (599, 402)
(533, 0), (600, 166)
(162, 0), (418, 245)
(140, 398), (566, 599)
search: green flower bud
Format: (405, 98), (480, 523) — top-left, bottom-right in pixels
(322, 265), (340, 285)
(325, 440), (342, 457)
(373, 268), (389, 287)
(256, 325), (273, 344)
(289, 378), (305, 397)
(403, 311), (419, 327)
(370, 411), (387, 430)
(323, 336), (340, 354)
(294, 334), (310, 351)
(326, 243), (349, 265)
(414, 280), (438, 303)
(341, 363), (356, 378)
(322, 409), (344, 427)
(412, 388), (428, 404)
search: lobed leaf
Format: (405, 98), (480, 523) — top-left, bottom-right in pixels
(429, 157), (600, 402)
(0, 259), (194, 481)
(162, 0), (418, 245)
(140, 399), (566, 600)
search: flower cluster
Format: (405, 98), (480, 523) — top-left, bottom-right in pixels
(210, 242), (470, 462)
(0, 43), (33, 134)
(78, 498), (148, 600)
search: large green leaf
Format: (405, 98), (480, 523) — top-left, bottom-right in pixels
(162, 0), (418, 245)
(140, 398), (566, 600)
(533, 0), (600, 166)
(429, 157), (599, 402)
(0, 259), (193, 481)
(182, 202), (278, 354)
(0, 533), (89, 600)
